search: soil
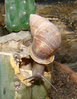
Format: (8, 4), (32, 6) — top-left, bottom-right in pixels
(48, 63), (77, 99)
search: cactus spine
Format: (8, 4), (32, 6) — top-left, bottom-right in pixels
(5, 0), (36, 31)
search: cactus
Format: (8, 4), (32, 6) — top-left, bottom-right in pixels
(5, 0), (36, 31)
(0, 54), (31, 99)
(0, 53), (51, 99)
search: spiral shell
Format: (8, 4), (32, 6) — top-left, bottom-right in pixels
(29, 14), (61, 64)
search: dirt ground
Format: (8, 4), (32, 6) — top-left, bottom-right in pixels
(48, 63), (77, 99)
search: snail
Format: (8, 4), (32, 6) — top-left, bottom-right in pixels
(24, 14), (61, 91)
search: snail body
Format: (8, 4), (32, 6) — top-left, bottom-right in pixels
(24, 62), (57, 91)
(32, 62), (44, 81)
(29, 14), (61, 64)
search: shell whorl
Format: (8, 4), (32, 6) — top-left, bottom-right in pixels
(30, 14), (48, 36)
(29, 14), (61, 64)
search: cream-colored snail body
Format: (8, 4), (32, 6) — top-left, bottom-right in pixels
(29, 14), (61, 64)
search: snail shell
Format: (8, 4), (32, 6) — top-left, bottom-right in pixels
(29, 14), (61, 64)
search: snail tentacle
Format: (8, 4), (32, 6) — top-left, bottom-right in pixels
(41, 75), (58, 91)
(23, 76), (34, 81)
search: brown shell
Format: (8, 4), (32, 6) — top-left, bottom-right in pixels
(29, 14), (61, 64)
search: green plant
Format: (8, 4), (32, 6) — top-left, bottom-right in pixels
(5, 0), (36, 31)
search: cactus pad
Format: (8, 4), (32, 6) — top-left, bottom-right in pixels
(5, 0), (36, 31)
